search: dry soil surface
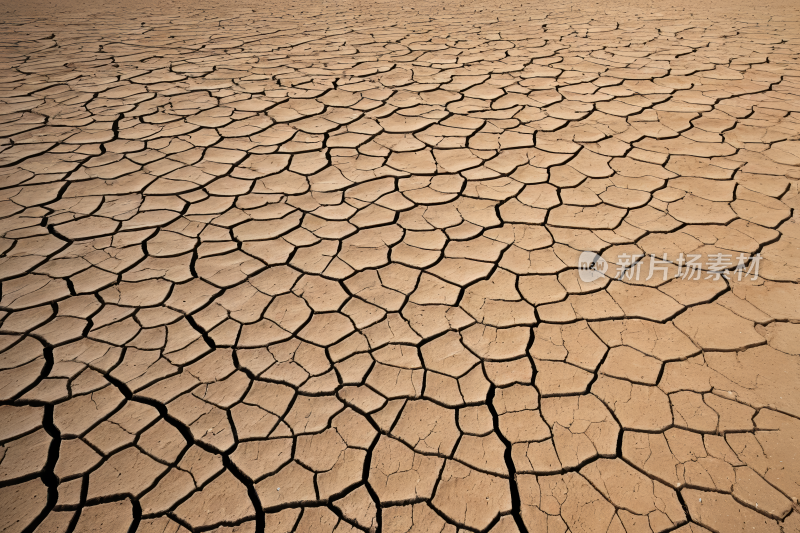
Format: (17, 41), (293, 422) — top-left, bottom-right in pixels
(0, 0), (799, 532)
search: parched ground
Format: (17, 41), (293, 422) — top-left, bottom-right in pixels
(1, 0), (800, 531)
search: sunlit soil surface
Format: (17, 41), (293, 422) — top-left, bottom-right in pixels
(0, 0), (799, 531)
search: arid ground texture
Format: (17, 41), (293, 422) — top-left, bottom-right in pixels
(0, 0), (799, 532)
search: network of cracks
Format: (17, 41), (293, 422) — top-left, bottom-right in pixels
(1, 1), (800, 533)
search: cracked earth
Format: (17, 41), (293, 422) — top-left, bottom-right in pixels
(1, 0), (800, 531)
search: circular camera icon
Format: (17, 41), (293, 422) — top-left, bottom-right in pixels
(578, 251), (608, 282)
